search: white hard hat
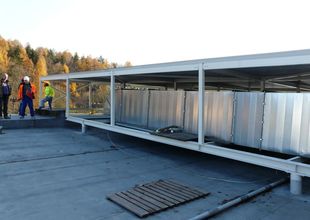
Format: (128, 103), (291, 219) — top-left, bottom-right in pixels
(24, 76), (30, 82)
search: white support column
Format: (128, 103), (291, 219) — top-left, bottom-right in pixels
(39, 80), (43, 104)
(198, 63), (205, 145)
(81, 121), (86, 134)
(110, 73), (115, 126)
(290, 173), (302, 195)
(88, 83), (92, 109)
(66, 78), (70, 118)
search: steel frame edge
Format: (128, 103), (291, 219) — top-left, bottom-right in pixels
(66, 116), (310, 177)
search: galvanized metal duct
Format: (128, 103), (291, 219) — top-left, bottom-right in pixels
(232, 92), (265, 148)
(262, 93), (310, 157)
(148, 90), (185, 129)
(115, 89), (310, 157)
(117, 90), (149, 127)
(183, 91), (234, 142)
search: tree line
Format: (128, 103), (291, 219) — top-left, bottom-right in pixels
(0, 35), (131, 112)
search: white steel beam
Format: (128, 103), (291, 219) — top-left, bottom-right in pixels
(114, 64), (199, 76)
(39, 80), (43, 103)
(290, 173), (302, 195)
(66, 78), (70, 118)
(66, 116), (310, 178)
(110, 73), (115, 126)
(204, 51), (310, 70)
(69, 71), (111, 79)
(41, 74), (67, 81)
(89, 83), (92, 109)
(198, 63), (205, 145)
(67, 116), (199, 151)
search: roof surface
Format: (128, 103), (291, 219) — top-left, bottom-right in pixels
(1, 127), (309, 219)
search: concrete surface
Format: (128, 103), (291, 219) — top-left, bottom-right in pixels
(0, 128), (309, 220)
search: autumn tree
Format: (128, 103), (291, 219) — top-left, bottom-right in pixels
(63, 64), (69, 73)
(0, 36), (9, 72)
(36, 55), (47, 77)
(0, 36), (131, 112)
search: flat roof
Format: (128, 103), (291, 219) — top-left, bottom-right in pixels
(1, 127), (310, 219)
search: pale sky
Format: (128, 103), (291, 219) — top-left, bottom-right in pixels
(1, 0), (310, 65)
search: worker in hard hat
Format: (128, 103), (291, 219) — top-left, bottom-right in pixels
(18, 76), (36, 119)
(39, 82), (55, 110)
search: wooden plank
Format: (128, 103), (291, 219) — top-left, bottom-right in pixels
(134, 187), (176, 207)
(117, 192), (154, 213)
(156, 181), (201, 198)
(154, 182), (196, 200)
(154, 181), (196, 199)
(164, 180), (208, 196)
(149, 183), (192, 200)
(121, 191), (161, 212)
(163, 180), (203, 193)
(142, 185), (185, 203)
(107, 194), (149, 217)
(107, 180), (210, 218)
(138, 186), (181, 205)
(128, 189), (169, 209)
(165, 180), (206, 193)
(159, 180), (205, 197)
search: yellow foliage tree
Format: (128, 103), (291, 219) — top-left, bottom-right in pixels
(0, 37), (9, 72)
(63, 64), (69, 73)
(19, 47), (34, 73)
(36, 55), (47, 76)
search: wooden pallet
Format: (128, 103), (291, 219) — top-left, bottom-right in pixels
(107, 179), (209, 218)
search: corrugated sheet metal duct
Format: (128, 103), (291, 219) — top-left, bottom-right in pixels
(115, 90), (310, 157)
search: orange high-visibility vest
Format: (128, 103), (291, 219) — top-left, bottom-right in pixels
(18, 83), (36, 100)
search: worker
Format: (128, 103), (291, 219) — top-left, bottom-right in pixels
(39, 82), (55, 110)
(18, 77), (25, 116)
(0, 73), (12, 119)
(18, 76), (36, 119)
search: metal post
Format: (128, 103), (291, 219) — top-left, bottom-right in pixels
(290, 173), (302, 195)
(230, 92), (237, 142)
(39, 80), (43, 104)
(259, 92), (266, 150)
(81, 121), (86, 134)
(110, 73), (115, 126)
(88, 82), (92, 109)
(66, 78), (70, 118)
(198, 63), (205, 145)
(297, 80), (301, 93)
(260, 80), (265, 92)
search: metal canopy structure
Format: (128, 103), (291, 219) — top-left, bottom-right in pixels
(41, 49), (310, 195)
(43, 49), (310, 91)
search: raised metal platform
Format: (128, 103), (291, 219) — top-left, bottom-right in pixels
(0, 109), (65, 130)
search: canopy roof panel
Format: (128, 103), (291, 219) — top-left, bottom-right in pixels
(41, 49), (310, 91)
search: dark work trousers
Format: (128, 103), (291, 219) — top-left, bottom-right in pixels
(1, 95), (9, 117)
(0, 96), (2, 117)
(19, 101), (23, 115)
(21, 96), (35, 117)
